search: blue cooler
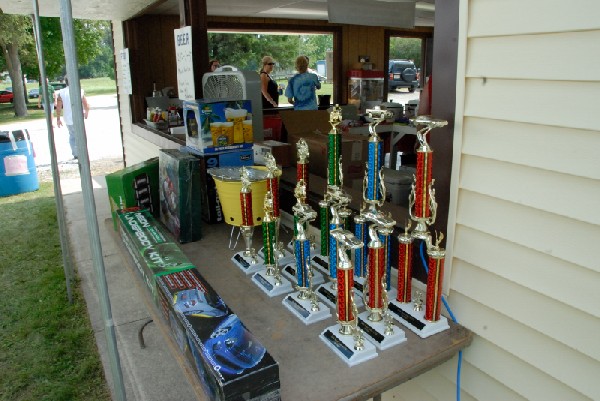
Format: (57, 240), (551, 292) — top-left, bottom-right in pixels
(0, 130), (39, 197)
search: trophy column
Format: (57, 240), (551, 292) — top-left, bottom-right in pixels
(252, 155), (293, 297)
(320, 228), (377, 366)
(282, 180), (331, 324)
(232, 167), (262, 273)
(388, 116), (450, 338)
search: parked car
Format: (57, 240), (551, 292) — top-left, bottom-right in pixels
(50, 82), (67, 90)
(28, 88), (40, 99)
(388, 59), (419, 92)
(0, 90), (14, 103)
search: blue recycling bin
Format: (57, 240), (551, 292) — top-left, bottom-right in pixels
(0, 129), (39, 197)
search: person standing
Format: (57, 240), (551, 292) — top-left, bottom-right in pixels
(260, 56), (279, 108)
(208, 59), (220, 72)
(285, 55), (321, 110)
(37, 78), (56, 111)
(56, 78), (90, 160)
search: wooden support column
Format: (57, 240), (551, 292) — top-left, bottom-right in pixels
(179, 0), (209, 99)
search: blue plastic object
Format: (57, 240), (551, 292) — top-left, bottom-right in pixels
(0, 130), (39, 197)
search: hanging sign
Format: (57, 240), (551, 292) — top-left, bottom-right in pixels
(174, 26), (195, 101)
(120, 49), (133, 95)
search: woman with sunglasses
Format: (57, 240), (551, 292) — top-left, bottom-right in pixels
(260, 56), (279, 108)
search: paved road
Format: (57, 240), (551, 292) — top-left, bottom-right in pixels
(0, 94), (123, 169)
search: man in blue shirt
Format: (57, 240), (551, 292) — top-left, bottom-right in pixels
(285, 56), (321, 110)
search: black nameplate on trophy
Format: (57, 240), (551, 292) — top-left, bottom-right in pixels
(354, 281), (364, 293)
(234, 254), (250, 269)
(284, 265), (296, 276)
(255, 274), (274, 291)
(358, 318), (384, 343)
(388, 303), (425, 330)
(312, 256), (328, 270)
(284, 296), (310, 318)
(318, 286), (336, 304)
(323, 329), (353, 359)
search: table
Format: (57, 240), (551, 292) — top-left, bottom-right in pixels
(178, 223), (472, 401)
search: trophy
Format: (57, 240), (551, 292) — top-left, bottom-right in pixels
(388, 115), (450, 338)
(287, 138), (319, 254)
(282, 180), (331, 324)
(258, 153), (294, 267)
(319, 228), (377, 366)
(310, 105), (361, 307)
(231, 166), (262, 273)
(251, 188), (293, 297)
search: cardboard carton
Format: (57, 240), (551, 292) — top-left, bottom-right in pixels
(183, 147), (254, 224)
(106, 158), (160, 231)
(157, 269), (281, 401)
(184, 99), (254, 154)
(159, 149), (202, 243)
(280, 110), (368, 180)
(253, 141), (291, 167)
(117, 208), (195, 301)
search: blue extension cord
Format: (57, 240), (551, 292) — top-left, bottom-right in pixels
(419, 241), (462, 401)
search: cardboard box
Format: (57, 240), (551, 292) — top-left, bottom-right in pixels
(117, 208), (195, 301)
(159, 149), (202, 243)
(253, 141), (291, 167)
(184, 99), (254, 154)
(157, 269), (281, 401)
(183, 147), (254, 224)
(106, 158), (160, 231)
(280, 110), (368, 180)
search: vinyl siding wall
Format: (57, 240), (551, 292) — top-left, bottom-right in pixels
(384, 0), (600, 400)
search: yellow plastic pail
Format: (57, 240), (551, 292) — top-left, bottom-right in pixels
(210, 166), (279, 227)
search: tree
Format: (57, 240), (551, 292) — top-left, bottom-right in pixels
(0, 12), (33, 117)
(389, 37), (422, 66)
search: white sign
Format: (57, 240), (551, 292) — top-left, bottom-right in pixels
(119, 49), (133, 95)
(174, 26), (195, 101)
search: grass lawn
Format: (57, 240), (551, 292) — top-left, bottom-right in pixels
(0, 183), (111, 401)
(0, 77), (117, 125)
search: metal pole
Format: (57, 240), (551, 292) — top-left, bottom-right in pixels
(57, 1), (127, 400)
(30, 4), (73, 304)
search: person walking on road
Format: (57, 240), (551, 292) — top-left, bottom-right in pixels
(56, 78), (89, 160)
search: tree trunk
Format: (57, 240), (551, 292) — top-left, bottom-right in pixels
(4, 43), (28, 117)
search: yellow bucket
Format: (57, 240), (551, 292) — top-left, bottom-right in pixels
(210, 166), (278, 227)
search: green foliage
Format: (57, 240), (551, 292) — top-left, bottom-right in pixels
(389, 37), (422, 66)
(207, 33), (332, 72)
(0, 183), (110, 401)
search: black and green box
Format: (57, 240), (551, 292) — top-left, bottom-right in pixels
(106, 157), (160, 231)
(159, 149), (202, 243)
(117, 208), (195, 302)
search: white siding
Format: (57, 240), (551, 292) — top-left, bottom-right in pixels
(387, 0), (600, 400)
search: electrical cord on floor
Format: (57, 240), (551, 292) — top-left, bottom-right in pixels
(138, 319), (154, 349)
(420, 241), (462, 401)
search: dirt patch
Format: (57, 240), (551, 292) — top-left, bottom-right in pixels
(37, 157), (124, 182)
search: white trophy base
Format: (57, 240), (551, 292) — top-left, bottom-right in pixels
(311, 254), (330, 276)
(281, 263), (325, 286)
(316, 282), (363, 310)
(320, 323), (378, 367)
(252, 270), (293, 297)
(232, 252), (263, 275)
(388, 299), (450, 338)
(357, 310), (407, 350)
(282, 291), (331, 325)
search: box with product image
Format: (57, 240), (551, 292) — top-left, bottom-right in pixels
(117, 208), (195, 302)
(106, 157), (160, 231)
(156, 269), (281, 401)
(184, 99), (254, 154)
(183, 147), (254, 224)
(280, 110), (369, 180)
(159, 149), (202, 243)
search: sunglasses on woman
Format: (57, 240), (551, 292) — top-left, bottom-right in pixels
(266, 62), (275, 65)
